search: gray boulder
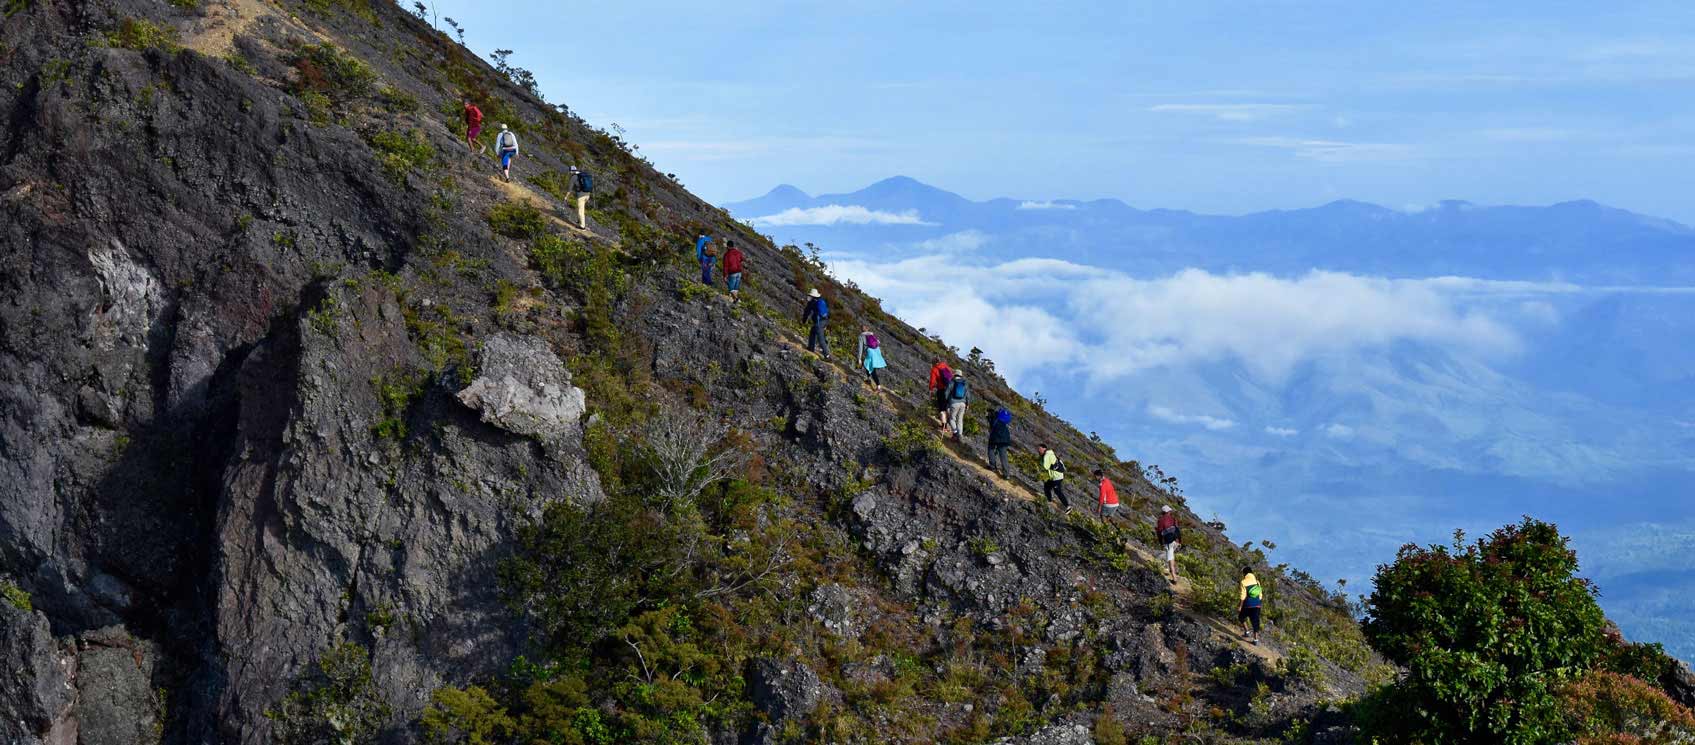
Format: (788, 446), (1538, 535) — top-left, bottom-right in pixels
(456, 334), (587, 443)
(0, 603), (74, 745)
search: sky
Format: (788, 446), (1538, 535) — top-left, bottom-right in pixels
(425, 0), (1695, 221)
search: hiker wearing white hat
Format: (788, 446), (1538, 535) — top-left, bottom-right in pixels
(801, 289), (830, 358)
(1156, 505), (1181, 583)
(496, 124), (519, 181)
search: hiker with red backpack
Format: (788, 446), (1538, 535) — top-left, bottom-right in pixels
(928, 358), (954, 432)
(723, 241), (745, 303)
(858, 328), (887, 391)
(1156, 505), (1181, 583)
(463, 101), (485, 154)
(696, 233), (717, 285)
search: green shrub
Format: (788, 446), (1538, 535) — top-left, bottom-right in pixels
(302, 0), (377, 23)
(881, 420), (938, 465)
(370, 371), (424, 440)
(264, 642), (390, 745)
(299, 91), (333, 126)
(1362, 519), (1608, 744)
(486, 201), (546, 240)
(290, 42), (375, 103)
(107, 18), (180, 52)
(378, 85), (418, 113)
(1, 580), (31, 612)
(421, 686), (515, 745)
(369, 129), (433, 183)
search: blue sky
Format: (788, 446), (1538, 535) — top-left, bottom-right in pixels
(427, 0), (1695, 221)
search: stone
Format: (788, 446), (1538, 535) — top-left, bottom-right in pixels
(748, 658), (830, 724)
(0, 603), (73, 745)
(456, 334), (587, 442)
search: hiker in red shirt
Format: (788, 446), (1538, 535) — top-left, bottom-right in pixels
(723, 241), (745, 303)
(463, 101), (485, 154)
(927, 359), (954, 432)
(1156, 505), (1182, 583)
(1094, 470), (1120, 521)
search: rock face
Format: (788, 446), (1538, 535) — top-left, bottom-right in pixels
(0, 0), (1388, 742)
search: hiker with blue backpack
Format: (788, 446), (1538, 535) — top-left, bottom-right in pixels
(802, 289), (830, 358)
(858, 328), (887, 391)
(696, 234), (718, 285)
(946, 373), (968, 439)
(568, 166), (593, 228)
(987, 407), (1013, 478)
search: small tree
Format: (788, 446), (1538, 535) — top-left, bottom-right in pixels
(1362, 518), (1607, 744)
(641, 405), (746, 514)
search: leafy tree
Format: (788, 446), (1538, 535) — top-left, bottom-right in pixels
(1361, 518), (1606, 743)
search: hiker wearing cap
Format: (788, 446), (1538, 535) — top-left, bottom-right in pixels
(463, 101), (485, 154)
(858, 328), (887, 391)
(802, 289), (830, 357)
(928, 358), (954, 432)
(496, 124), (519, 180)
(946, 372), (968, 439)
(1037, 444), (1066, 508)
(568, 166), (593, 228)
(1156, 505), (1182, 583)
(1094, 470), (1120, 522)
(723, 241), (745, 303)
(696, 233), (718, 285)
(987, 407), (1013, 478)
(1239, 566), (1264, 643)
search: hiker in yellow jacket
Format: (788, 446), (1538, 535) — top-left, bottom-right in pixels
(1037, 444), (1066, 509)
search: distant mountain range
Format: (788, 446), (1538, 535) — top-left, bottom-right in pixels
(724, 177), (1695, 661)
(725, 176), (1695, 284)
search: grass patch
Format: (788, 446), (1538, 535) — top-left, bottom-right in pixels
(107, 18), (180, 52)
(368, 129), (433, 183)
(485, 200), (546, 240)
(1, 580), (30, 612)
(370, 371), (425, 441)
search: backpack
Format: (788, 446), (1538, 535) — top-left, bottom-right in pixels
(1246, 584), (1263, 603)
(865, 333), (879, 349)
(1050, 457), (1066, 474)
(1160, 525), (1181, 544)
(705, 244), (719, 258)
(951, 379), (967, 400)
(575, 172), (594, 193)
(498, 131), (517, 150)
(813, 298), (829, 319)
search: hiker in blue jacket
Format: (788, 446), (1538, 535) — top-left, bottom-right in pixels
(858, 327), (887, 391)
(695, 234), (717, 285)
(802, 289), (830, 358)
(987, 408), (1013, 478)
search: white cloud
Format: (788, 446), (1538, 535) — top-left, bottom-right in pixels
(914, 230), (988, 253)
(1223, 136), (1416, 163)
(1324, 423), (1356, 439)
(1266, 426), (1300, 437)
(748, 205), (936, 227)
(1149, 103), (1312, 122)
(1149, 405), (1238, 431)
(826, 258), (1538, 388)
(1017, 201), (1078, 211)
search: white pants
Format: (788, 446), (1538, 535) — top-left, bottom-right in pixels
(1165, 540), (1180, 563)
(948, 402), (965, 435)
(575, 194), (590, 228)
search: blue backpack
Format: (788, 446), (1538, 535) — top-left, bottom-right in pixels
(813, 298), (829, 319)
(575, 171), (594, 193)
(951, 379), (968, 400)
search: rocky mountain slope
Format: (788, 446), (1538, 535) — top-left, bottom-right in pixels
(1, 1), (1378, 742)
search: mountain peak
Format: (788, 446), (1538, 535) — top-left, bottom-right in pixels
(765, 184), (810, 200)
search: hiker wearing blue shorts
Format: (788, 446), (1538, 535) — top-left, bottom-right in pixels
(496, 124), (519, 181)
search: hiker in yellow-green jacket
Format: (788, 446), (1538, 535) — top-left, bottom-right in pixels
(1239, 566), (1264, 644)
(1037, 444), (1066, 509)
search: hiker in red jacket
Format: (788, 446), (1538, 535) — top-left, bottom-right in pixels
(1094, 469), (1120, 522)
(927, 358), (954, 432)
(463, 101), (484, 154)
(723, 241), (744, 303)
